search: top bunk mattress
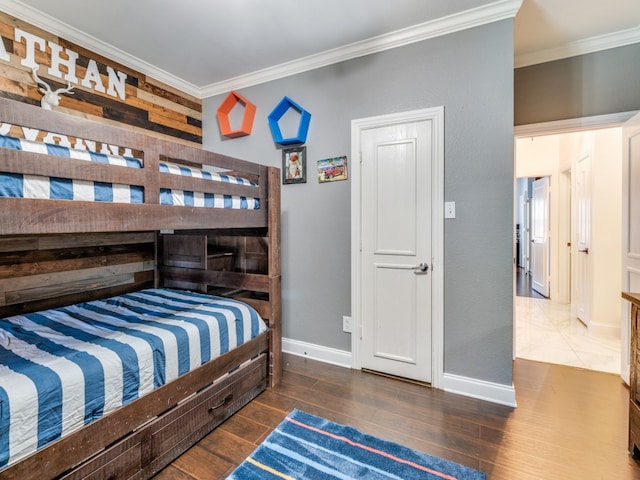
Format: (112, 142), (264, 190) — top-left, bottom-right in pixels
(0, 287), (268, 469)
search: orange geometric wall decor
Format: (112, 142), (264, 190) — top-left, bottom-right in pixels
(216, 91), (257, 138)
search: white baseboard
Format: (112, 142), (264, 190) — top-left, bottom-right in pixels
(282, 337), (517, 407)
(282, 337), (352, 368)
(590, 322), (621, 338)
(442, 373), (517, 407)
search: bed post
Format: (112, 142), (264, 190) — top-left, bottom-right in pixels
(268, 166), (282, 387)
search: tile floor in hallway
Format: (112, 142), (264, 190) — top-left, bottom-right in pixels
(515, 295), (621, 374)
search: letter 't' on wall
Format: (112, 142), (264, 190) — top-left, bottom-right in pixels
(216, 91), (257, 138)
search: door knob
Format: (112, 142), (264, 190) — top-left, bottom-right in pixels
(413, 262), (429, 274)
(578, 248), (589, 254)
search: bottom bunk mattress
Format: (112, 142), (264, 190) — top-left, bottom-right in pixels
(0, 288), (268, 469)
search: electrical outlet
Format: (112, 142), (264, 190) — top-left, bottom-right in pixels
(342, 315), (352, 333)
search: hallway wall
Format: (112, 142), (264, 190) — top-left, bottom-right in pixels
(514, 44), (640, 125)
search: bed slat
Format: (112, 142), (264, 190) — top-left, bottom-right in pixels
(0, 199), (267, 235)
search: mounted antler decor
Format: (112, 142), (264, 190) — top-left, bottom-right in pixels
(31, 67), (74, 110)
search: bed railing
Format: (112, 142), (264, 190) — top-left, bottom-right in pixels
(0, 97), (272, 234)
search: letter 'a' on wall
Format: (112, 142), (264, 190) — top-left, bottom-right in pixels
(268, 96), (311, 145)
(216, 91), (257, 138)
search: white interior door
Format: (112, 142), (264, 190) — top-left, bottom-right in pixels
(531, 177), (550, 297)
(621, 112), (640, 384)
(574, 152), (592, 326)
(520, 194), (531, 275)
(518, 193), (526, 268)
(359, 119), (432, 382)
(523, 195), (531, 273)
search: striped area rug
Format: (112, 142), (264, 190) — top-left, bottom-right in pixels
(227, 409), (486, 479)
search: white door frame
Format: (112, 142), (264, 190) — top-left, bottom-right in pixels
(573, 150), (593, 326)
(558, 168), (572, 304)
(351, 107), (444, 389)
(621, 111), (640, 384)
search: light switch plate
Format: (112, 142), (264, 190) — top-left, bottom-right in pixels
(444, 201), (456, 219)
(342, 315), (352, 333)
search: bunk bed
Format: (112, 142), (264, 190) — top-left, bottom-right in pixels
(0, 97), (281, 480)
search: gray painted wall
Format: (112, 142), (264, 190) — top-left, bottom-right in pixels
(515, 43), (640, 125)
(203, 20), (515, 386)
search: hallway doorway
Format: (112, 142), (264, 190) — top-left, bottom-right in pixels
(514, 123), (623, 374)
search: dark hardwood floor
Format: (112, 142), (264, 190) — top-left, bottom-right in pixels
(515, 266), (545, 299)
(155, 353), (640, 479)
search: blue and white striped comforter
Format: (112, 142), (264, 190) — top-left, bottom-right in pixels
(0, 288), (267, 468)
(0, 134), (259, 209)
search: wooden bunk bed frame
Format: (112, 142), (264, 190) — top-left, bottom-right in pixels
(0, 97), (281, 480)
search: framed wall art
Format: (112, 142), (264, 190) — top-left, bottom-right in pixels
(317, 156), (347, 183)
(283, 146), (306, 184)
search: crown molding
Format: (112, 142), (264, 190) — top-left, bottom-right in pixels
(515, 25), (640, 68)
(200, 0), (523, 97)
(1, 0), (522, 99)
(0, 0), (202, 97)
(514, 111), (639, 137)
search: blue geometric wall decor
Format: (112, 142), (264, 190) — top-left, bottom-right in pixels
(267, 96), (311, 145)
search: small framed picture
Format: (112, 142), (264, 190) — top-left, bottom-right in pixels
(282, 146), (306, 184)
(318, 156), (348, 183)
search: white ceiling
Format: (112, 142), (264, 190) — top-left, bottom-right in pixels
(1, 0), (639, 98)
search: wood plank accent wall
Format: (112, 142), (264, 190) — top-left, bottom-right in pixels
(0, 12), (202, 144)
(0, 232), (156, 318)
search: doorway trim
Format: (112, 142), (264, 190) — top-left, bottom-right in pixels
(351, 107), (444, 389)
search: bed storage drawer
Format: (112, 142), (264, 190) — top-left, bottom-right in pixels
(61, 438), (144, 480)
(144, 354), (268, 474)
(61, 354), (267, 480)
